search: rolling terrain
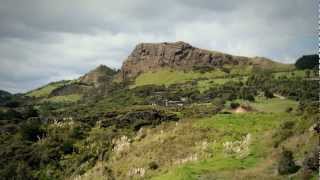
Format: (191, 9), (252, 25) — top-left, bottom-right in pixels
(0, 42), (318, 180)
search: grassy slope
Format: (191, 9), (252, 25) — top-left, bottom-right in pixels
(26, 80), (84, 103)
(100, 98), (306, 180)
(152, 112), (294, 180)
(227, 97), (299, 113)
(26, 81), (72, 98)
(133, 68), (227, 87)
(42, 94), (82, 103)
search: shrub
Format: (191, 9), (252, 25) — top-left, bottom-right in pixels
(285, 107), (293, 113)
(302, 148), (319, 171)
(244, 95), (255, 102)
(230, 102), (240, 109)
(273, 121), (295, 147)
(148, 161), (159, 170)
(264, 90), (274, 98)
(20, 120), (45, 142)
(62, 140), (74, 154)
(278, 150), (300, 175)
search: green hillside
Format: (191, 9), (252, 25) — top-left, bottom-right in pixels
(26, 80), (72, 98)
(0, 56), (318, 180)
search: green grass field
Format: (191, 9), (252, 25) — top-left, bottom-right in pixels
(272, 70), (306, 79)
(228, 97), (298, 113)
(151, 112), (296, 180)
(197, 76), (248, 92)
(42, 94), (82, 103)
(26, 81), (71, 98)
(133, 69), (227, 87)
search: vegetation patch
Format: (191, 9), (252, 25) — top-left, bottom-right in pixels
(42, 94), (82, 103)
(27, 81), (72, 98)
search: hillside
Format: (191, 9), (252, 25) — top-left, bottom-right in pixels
(26, 65), (117, 103)
(0, 42), (318, 180)
(120, 41), (293, 81)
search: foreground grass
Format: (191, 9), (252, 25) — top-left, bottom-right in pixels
(106, 109), (296, 179)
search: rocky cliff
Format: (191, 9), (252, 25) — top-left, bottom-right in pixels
(120, 41), (254, 80)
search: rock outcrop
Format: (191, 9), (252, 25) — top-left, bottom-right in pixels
(120, 41), (251, 80)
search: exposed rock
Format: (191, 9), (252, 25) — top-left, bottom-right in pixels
(120, 41), (251, 80)
(174, 154), (198, 165)
(127, 167), (146, 177)
(80, 65), (116, 86)
(112, 135), (131, 155)
(223, 133), (251, 157)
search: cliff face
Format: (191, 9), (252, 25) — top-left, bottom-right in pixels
(120, 41), (251, 80)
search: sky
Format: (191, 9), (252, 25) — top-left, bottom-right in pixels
(0, 0), (317, 93)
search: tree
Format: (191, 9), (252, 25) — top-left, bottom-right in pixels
(295, 54), (318, 70)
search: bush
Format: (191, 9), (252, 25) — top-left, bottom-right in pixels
(62, 140), (74, 154)
(148, 161), (159, 170)
(20, 120), (45, 142)
(244, 95), (255, 102)
(278, 150), (300, 175)
(285, 107), (293, 113)
(303, 148), (319, 171)
(230, 102), (240, 109)
(273, 121), (295, 147)
(264, 90), (274, 98)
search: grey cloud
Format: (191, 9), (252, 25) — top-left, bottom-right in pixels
(0, 0), (317, 93)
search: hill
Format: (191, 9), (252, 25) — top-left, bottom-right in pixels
(120, 41), (292, 81)
(80, 64), (117, 86)
(26, 65), (117, 103)
(0, 42), (318, 180)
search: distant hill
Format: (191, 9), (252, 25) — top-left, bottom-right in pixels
(26, 65), (117, 103)
(119, 41), (293, 80)
(0, 90), (12, 104)
(80, 65), (117, 86)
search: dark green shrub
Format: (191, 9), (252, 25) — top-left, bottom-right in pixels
(148, 161), (159, 170)
(264, 90), (274, 98)
(230, 102), (240, 109)
(285, 107), (293, 113)
(20, 120), (45, 142)
(62, 140), (74, 154)
(278, 150), (300, 175)
(244, 94), (255, 102)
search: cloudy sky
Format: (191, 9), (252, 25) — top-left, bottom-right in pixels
(0, 0), (317, 93)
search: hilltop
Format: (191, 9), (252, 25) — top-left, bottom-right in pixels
(120, 41), (292, 80)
